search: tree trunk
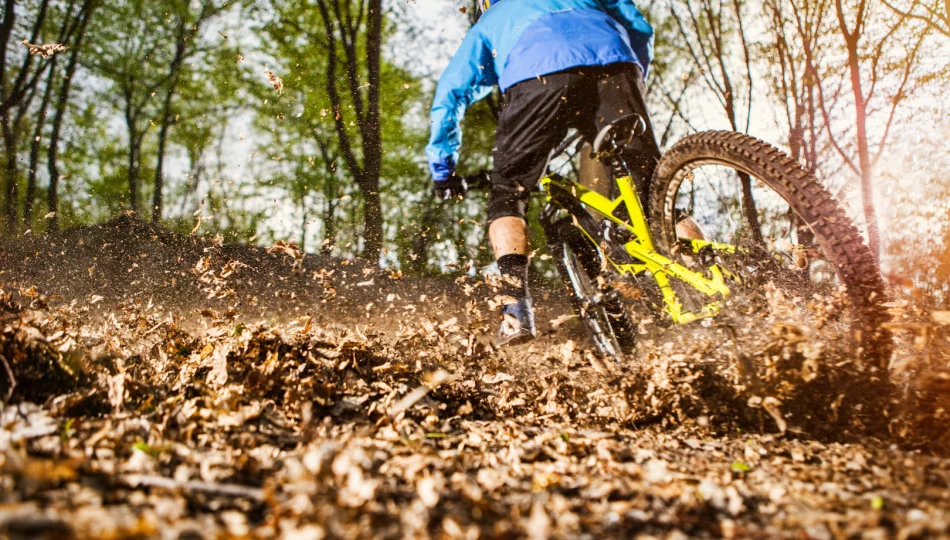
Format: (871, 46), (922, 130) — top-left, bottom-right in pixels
(679, 0), (762, 247)
(359, 0), (384, 261)
(124, 92), (141, 214)
(725, 96), (763, 245)
(152, 119), (171, 222)
(314, 0), (385, 263)
(46, 0), (94, 233)
(322, 173), (337, 255)
(360, 180), (383, 262)
(721, 71), (762, 245)
(805, 82), (819, 171)
(25, 58), (57, 225)
(837, 0), (880, 260)
(2, 111), (17, 235)
(0, 0), (18, 110)
(151, 100), (173, 221)
(152, 22), (188, 223)
(300, 206), (308, 252)
(128, 142), (140, 213)
(1, 0), (53, 234)
(316, 0), (385, 262)
(4, 70), (47, 235)
(738, 172), (763, 244)
(1, 0), (53, 109)
(408, 195), (440, 274)
(789, 101), (804, 163)
(0, 0), (17, 235)
(848, 72), (879, 260)
(858, 147), (879, 259)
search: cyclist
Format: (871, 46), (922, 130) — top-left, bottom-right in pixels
(426, 0), (662, 346)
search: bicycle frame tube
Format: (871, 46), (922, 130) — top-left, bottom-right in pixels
(540, 174), (733, 325)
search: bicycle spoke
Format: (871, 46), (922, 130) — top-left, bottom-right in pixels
(668, 161), (842, 296)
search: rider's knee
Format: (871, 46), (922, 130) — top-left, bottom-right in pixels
(487, 196), (529, 226)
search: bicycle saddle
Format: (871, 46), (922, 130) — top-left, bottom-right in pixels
(592, 114), (647, 155)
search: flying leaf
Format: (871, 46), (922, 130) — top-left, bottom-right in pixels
(265, 71), (283, 94)
(22, 40), (67, 58)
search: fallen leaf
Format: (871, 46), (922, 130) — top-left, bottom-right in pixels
(206, 344), (230, 388)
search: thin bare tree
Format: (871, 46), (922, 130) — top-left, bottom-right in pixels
(882, 0), (949, 37)
(761, 0), (831, 172)
(669, 0), (762, 242)
(45, 0), (96, 233)
(151, 0), (226, 223)
(0, 0), (75, 233)
(24, 0), (97, 228)
(313, 0), (385, 262)
(802, 0), (929, 259)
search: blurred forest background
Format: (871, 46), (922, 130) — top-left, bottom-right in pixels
(0, 0), (948, 303)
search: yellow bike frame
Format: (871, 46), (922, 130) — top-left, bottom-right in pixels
(540, 173), (735, 325)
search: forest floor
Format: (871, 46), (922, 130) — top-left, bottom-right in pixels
(1, 215), (949, 539)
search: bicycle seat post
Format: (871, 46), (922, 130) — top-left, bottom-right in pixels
(591, 114), (646, 181)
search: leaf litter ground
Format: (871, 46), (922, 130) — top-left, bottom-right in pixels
(1, 215), (949, 539)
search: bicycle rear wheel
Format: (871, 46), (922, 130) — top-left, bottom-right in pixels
(546, 215), (637, 358)
(649, 131), (891, 369)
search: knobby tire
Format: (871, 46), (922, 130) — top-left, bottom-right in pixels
(648, 131), (892, 371)
(547, 216), (637, 358)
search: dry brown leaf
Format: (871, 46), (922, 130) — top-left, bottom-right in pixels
(482, 372), (514, 384)
(22, 40), (67, 58)
(107, 373), (126, 412)
(206, 344), (229, 388)
(559, 340), (575, 365)
(265, 71), (283, 93)
(389, 370), (457, 415)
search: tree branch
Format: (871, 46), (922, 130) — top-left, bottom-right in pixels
(870, 29), (927, 167)
(882, 0), (949, 37)
(731, 0), (755, 132)
(670, 3), (727, 111)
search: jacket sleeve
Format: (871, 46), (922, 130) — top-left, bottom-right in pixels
(426, 28), (497, 182)
(599, 0), (654, 77)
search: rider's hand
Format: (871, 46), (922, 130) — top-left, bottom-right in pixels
(433, 175), (467, 200)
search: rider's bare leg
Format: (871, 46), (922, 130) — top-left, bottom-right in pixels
(489, 216), (535, 345)
(489, 216), (528, 257)
(490, 216), (529, 300)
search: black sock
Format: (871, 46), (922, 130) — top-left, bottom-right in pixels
(497, 254), (529, 300)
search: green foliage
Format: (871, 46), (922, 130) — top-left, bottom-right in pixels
(252, 0), (462, 263)
(730, 461), (751, 473)
(1, 0), (945, 303)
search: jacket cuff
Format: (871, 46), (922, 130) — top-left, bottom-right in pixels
(429, 156), (456, 182)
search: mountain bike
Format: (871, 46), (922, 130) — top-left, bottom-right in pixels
(465, 116), (891, 368)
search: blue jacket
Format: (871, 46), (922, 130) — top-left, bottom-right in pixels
(426, 0), (654, 181)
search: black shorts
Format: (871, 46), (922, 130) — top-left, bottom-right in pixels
(488, 62), (661, 224)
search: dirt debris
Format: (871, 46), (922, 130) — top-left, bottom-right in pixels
(1, 217), (949, 538)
